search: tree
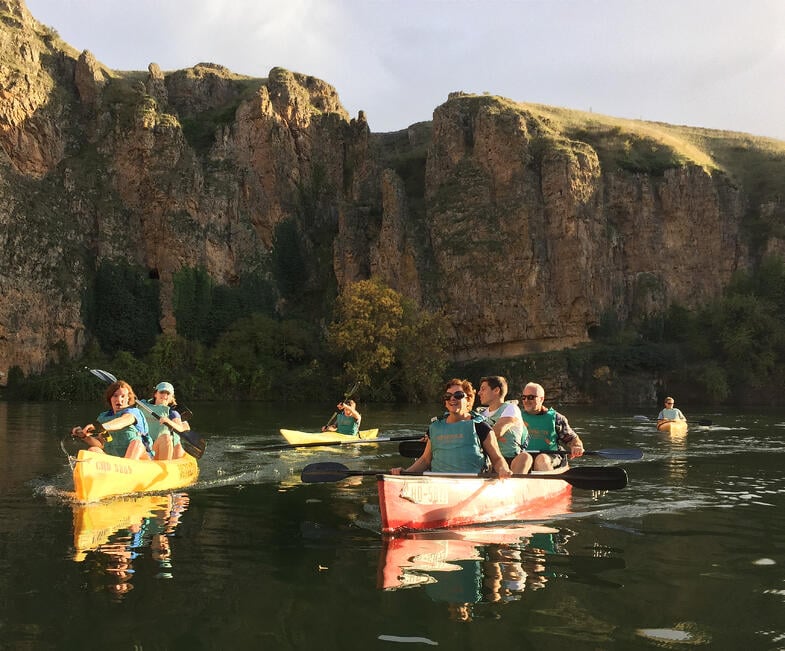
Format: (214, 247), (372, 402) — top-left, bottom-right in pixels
(327, 278), (404, 388)
(91, 260), (161, 356)
(327, 277), (449, 400)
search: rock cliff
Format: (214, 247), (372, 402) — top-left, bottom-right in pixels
(2, 0), (784, 382)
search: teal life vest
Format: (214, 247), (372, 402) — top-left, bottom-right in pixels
(659, 408), (683, 420)
(97, 406), (148, 457)
(429, 418), (485, 473)
(335, 411), (359, 435)
(521, 407), (558, 451)
(140, 400), (181, 448)
(483, 402), (527, 457)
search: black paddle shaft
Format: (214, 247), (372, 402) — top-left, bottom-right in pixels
(300, 462), (628, 491)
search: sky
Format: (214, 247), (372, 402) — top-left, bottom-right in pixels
(23, 0), (785, 140)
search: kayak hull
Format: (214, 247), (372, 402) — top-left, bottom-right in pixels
(73, 449), (199, 502)
(657, 420), (688, 435)
(279, 428), (379, 445)
(377, 472), (572, 533)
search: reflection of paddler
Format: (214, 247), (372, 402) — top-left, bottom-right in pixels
(484, 545), (527, 602)
(424, 558), (483, 604)
(101, 541), (136, 601)
(72, 494), (172, 561)
(73, 492), (189, 598)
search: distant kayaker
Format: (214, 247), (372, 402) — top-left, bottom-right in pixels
(321, 399), (361, 435)
(520, 382), (584, 471)
(71, 380), (152, 460)
(476, 375), (533, 474)
(140, 381), (191, 460)
(657, 396), (686, 427)
(391, 378), (512, 478)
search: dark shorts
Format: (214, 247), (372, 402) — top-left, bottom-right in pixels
(544, 453), (566, 468)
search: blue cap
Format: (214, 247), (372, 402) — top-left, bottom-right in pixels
(155, 381), (174, 394)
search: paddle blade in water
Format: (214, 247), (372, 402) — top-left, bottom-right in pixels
(301, 462), (359, 483)
(179, 432), (206, 459)
(561, 466), (628, 490)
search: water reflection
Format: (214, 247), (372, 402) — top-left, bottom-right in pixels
(662, 424), (689, 483)
(71, 493), (189, 600)
(378, 524), (621, 621)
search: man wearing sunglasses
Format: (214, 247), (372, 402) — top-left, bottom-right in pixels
(520, 382), (584, 471)
(656, 396), (686, 427)
(391, 378), (512, 478)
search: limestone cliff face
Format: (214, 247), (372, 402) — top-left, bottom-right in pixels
(422, 96), (746, 360)
(0, 0), (770, 383)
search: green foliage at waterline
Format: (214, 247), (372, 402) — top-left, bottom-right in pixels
(5, 275), (449, 404)
(574, 257), (785, 405)
(6, 256), (785, 406)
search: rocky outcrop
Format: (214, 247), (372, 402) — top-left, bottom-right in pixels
(0, 0), (774, 383)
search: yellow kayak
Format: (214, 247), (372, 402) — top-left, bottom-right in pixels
(72, 449), (199, 502)
(657, 420), (688, 436)
(279, 428), (380, 445)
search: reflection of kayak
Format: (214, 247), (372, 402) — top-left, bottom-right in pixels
(377, 472), (572, 533)
(72, 494), (172, 561)
(657, 420), (688, 435)
(378, 524), (556, 590)
(73, 449), (199, 502)
(279, 428), (380, 445)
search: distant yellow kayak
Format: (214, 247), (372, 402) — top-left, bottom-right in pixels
(72, 449), (199, 502)
(279, 428), (380, 445)
(657, 420), (688, 436)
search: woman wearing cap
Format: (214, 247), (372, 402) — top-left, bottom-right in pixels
(391, 378), (512, 477)
(140, 382), (190, 460)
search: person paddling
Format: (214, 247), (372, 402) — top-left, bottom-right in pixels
(656, 396), (686, 428)
(391, 378), (512, 478)
(140, 381), (191, 460)
(520, 382), (584, 471)
(321, 399), (361, 435)
(71, 380), (152, 460)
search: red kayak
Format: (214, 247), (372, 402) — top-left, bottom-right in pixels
(377, 471), (572, 533)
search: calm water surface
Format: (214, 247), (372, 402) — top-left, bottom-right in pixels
(2, 401), (785, 650)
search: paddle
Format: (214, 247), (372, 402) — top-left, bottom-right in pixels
(301, 462), (629, 491)
(397, 440), (643, 461)
(87, 368), (206, 459)
(244, 434), (427, 452)
(322, 382), (360, 431)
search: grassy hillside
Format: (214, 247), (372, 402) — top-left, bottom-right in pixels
(524, 101), (785, 199)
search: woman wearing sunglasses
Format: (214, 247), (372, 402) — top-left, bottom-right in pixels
(391, 379), (512, 477)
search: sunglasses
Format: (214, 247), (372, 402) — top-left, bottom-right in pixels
(521, 394), (541, 401)
(443, 390), (467, 401)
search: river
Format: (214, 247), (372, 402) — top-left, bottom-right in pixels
(1, 401), (784, 649)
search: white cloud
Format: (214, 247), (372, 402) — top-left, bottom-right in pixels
(24, 0), (785, 138)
